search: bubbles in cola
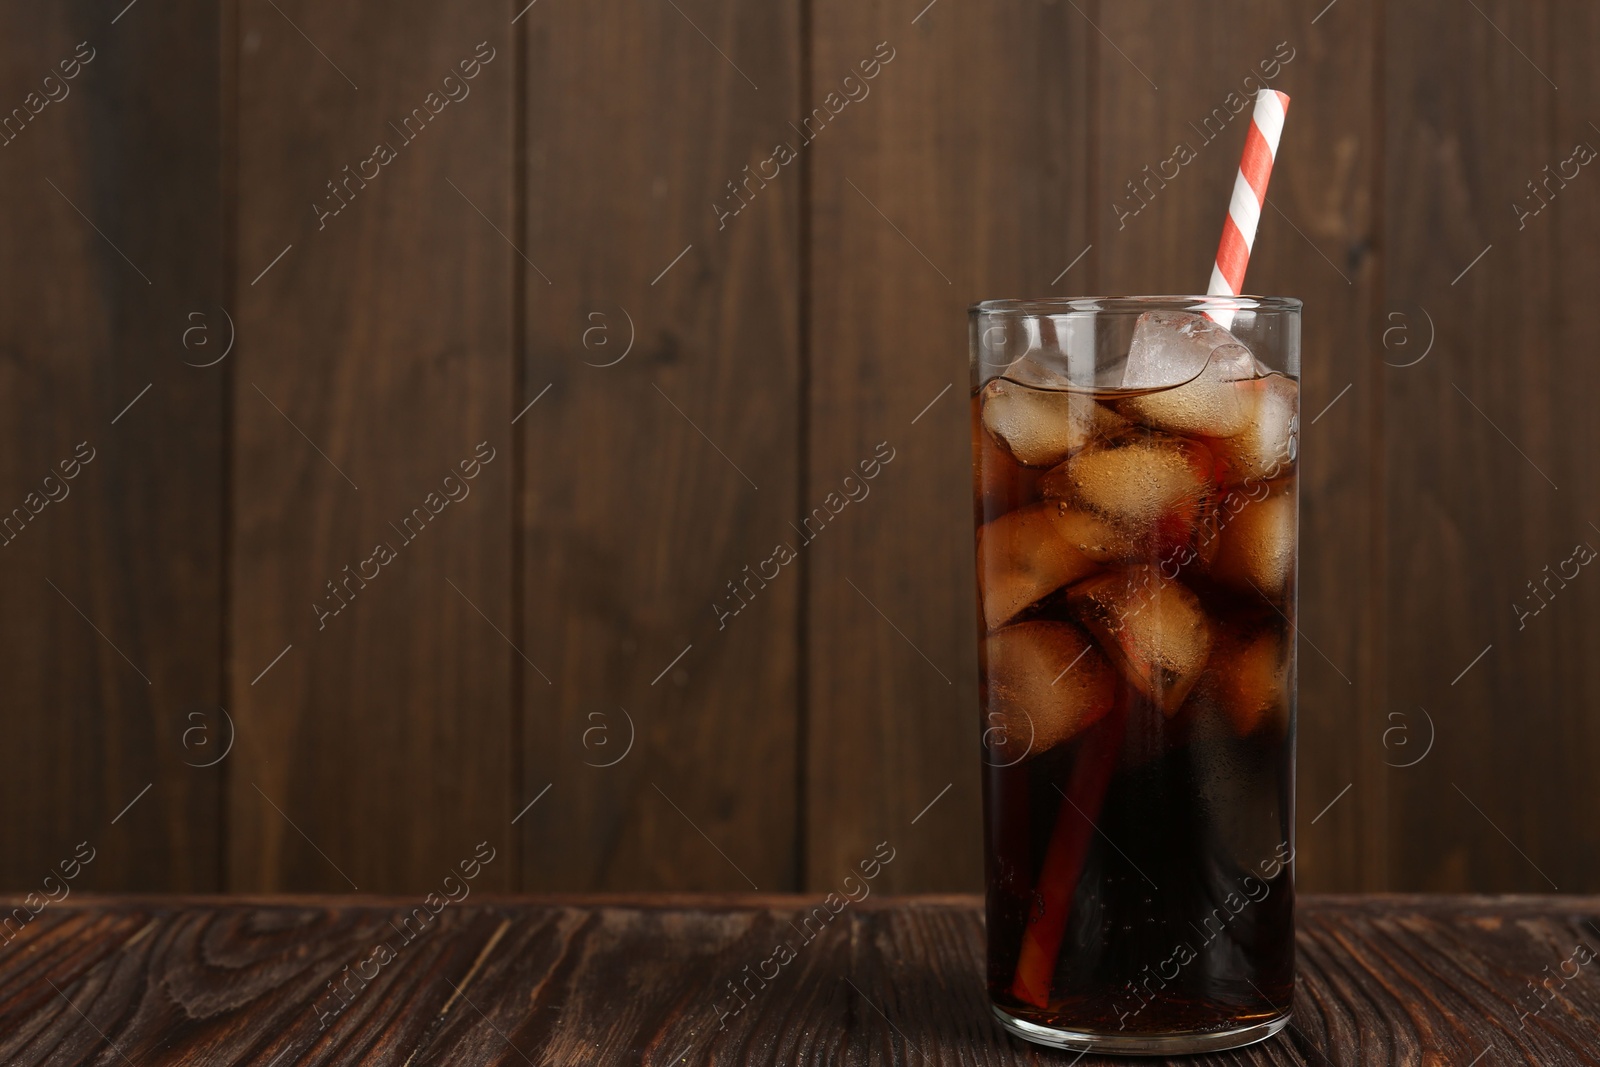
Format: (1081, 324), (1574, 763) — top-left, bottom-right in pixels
(1209, 373), (1299, 485)
(1040, 433), (1218, 566)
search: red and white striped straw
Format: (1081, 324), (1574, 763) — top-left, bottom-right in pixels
(1207, 90), (1290, 329)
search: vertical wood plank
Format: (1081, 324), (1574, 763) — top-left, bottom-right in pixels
(0, 2), (223, 888)
(1094, 1), (1385, 891)
(520, 0), (801, 889)
(806, 1), (1089, 891)
(232, 1), (514, 891)
(1381, 0), (1566, 891)
(1547, 0), (1600, 891)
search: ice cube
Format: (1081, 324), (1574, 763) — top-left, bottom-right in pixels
(1044, 502), (1137, 563)
(976, 503), (1100, 630)
(1121, 310), (1248, 387)
(1210, 480), (1295, 600)
(980, 378), (1126, 469)
(1039, 433), (1217, 565)
(1209, 624), (1291, 737)
(1208, 374), (1299, 486)
(1068, 567), (1214, 715)
(981, 620), (1117, 762)
(1118, 312), (1262, 438)
(971, 393), (1041, 521)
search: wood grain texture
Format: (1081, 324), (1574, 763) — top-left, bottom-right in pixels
(231, 0), (514, 891)
(1092, 1), (1385, 892)
(2, 896), (1599, 1065)
(1546, 0), (1600, 895)
(518, 0), (802, 890)
(1276, 0), (1387, 896)
(0, 1), (224, 888)
(1381, 0), (1586, 891)
(804, 0), (1089, 893)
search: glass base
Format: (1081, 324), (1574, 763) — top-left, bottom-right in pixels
(991, 1004), (1290, 1056)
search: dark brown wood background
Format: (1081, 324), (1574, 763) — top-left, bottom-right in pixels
(0, 0), (1594, 896)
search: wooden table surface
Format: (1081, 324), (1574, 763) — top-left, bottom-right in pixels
(1, 894), (1596, 1066)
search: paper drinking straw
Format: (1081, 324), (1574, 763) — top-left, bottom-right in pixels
(1207, 90), (1290, 329)
(1008, 705), (1126, 1007)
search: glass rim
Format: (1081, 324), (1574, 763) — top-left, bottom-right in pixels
(969, 294), (1302, 315)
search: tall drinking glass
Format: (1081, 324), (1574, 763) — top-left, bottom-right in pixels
(970, 296), (1301, 1054)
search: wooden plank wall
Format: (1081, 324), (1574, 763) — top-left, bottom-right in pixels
(520, 0), (802, 890)
(1548, 0), (1600, 893)
(0, 0), (224, 891)
(806, 1), (1086, 891)
(1381, 0), (1600, 891)
(231, 1), (515, 890)
(0, 0), (1595, 895)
